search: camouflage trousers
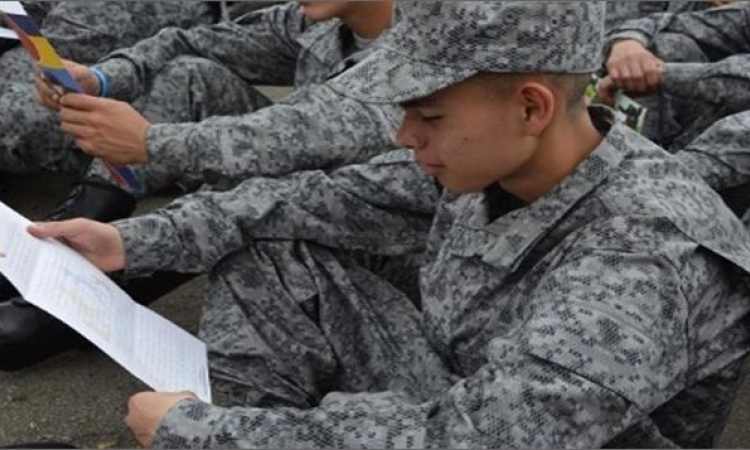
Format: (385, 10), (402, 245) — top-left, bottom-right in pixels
(200, 240), (455, 410)
(644, 32), (744, 152)
(0, 0), (217, 175)
(85, 56), (273, 195)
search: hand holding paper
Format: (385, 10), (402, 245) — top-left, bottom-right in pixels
(0, 1), (144, 192)
(28, 219), (126, 272)
(35, 59), (101, 109)
(57, 94), (152, 165)
(0, 201), (212, 402)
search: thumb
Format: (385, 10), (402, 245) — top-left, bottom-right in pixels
(27, 219), (86, 240)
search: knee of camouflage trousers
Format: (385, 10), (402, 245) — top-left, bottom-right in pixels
(642, 32), (714, 150)
(200, 241), (454, 410)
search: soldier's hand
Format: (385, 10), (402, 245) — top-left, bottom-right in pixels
(28, 219), (126, 272)
(58, 94), (151, 165)
(126, 391), (198, 448)
(606, 39), (663, 97)
(596, 76), (617, 106)
(34, 59), (100, 110)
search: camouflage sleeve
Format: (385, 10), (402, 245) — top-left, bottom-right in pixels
(112, 150), (437, 276)
(142, 85), (401, 187)
(95, 3), (306, 101)
(148, 221), (689, 449)
(659, 56), (750, 111)
(677, 111), (750, 191)
(608, 4), (750, 60)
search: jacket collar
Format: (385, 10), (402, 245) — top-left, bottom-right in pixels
(449, 108), (626, 272)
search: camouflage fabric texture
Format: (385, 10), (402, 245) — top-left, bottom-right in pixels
(0, 1), (216, 175)
(604, 0), (712, 31)
(86, 2), (399, 196)
(329, 1), (605, 104)
(109, 107), (750, 448)
(607, 2), (750, 151)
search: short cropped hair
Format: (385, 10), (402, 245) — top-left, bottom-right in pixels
(479, 72), (591, 112)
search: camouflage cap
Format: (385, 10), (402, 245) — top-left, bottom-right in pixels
(329, 1), (605, 104)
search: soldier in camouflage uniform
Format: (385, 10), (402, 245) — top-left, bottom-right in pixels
(0, 1), (217, 175)
(0, 1), (400, 371)
(29, 2), (750, 448)
(600, 2), (750, 151)
(36, 1), (398, 196)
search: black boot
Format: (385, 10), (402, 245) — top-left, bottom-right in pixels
(0, 176), (136, 370)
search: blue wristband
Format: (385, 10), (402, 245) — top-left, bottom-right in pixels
(90, 66), (109, 98)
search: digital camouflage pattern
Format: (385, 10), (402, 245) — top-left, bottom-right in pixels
(677, 110), (750, 193)
(608, 2), (750, 150)
(87, 2), (399, 195)
(329, 1), (605, 104)
(111, 108), (750, 448)
(604, 1), (712, 31)
(0, 1), (216, 174)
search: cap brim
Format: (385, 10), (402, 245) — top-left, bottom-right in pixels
(328, 47), (478, 105)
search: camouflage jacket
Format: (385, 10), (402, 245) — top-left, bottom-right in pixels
(113, 108), (750, 448)
(608, 3), (750, 113)
(95, 2), (399, 185)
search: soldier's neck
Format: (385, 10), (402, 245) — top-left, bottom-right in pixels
(499, 109), (603, 203)
(340, 1), (394, 39)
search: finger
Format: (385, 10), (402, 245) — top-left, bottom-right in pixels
(643, 59), (663, 92)
(34, 76), (61, 108)
(623, 61), (644, 93)
(633, 60), (649, 93)
(59, 107), (92, 126)
(616, 65), (631, 91)
(59, 121), (93, 139)
(597, 77), (616, 105)
(607, 67), (624, 89)
(27, 219), (87, 240)
(59, 93), (102, 111)
(75, 138), (99, 156)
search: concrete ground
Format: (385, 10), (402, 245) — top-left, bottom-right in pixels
(2, 174), (750, 448)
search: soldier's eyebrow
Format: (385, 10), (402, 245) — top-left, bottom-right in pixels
(400, 95), (441, 109)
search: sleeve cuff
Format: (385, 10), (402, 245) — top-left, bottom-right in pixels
(661, 62), (704, 98)
(93, 57), (140, 101)
(152, 399), (220, 449)
(112, 215), (181, 277)
(605, 31), (651, 58)
(145, 123), (191, 175)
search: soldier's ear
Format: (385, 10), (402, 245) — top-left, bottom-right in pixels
(517, 82), (555, 137)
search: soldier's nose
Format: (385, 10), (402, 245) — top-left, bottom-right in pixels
(395, 124), (425, 150)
